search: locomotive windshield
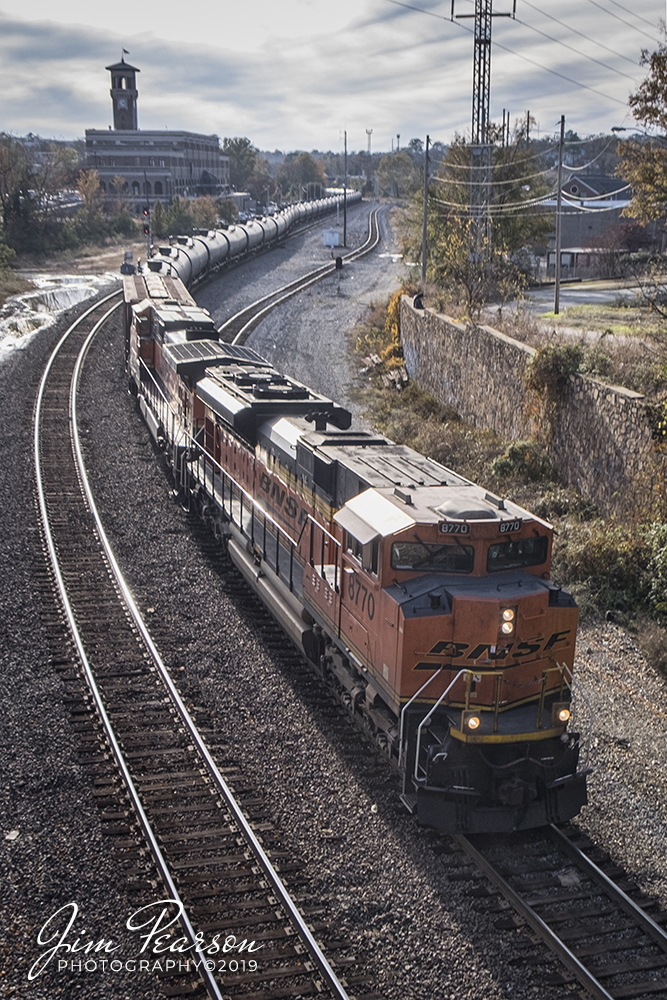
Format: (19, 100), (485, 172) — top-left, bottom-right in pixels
(391, 541), (474, 574)
(487, 536), (548, 572)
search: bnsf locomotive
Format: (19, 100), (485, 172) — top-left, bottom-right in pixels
(123, 267), (587, 835)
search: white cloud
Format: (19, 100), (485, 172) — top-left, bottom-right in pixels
(0, 0), (662, 149)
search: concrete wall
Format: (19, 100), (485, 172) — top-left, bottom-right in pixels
(400, 297), (657, 515)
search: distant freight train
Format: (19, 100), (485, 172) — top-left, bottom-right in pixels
(123, 218), (587, 835)
(132, 193), (361, 285)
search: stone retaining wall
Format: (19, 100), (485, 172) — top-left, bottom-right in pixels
(400, 296), (658, 515)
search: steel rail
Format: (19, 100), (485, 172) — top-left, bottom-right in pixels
(219, 205), (382, 344)
(34, 296), (227, 1000)
(35, 296), (227, 1000)
(72, 309), (352, 998)
(548, 824), (667, 953)
(218, 203), (380, 336)
(454, 833), (616, 1000)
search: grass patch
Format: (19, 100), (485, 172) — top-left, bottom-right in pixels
(0, 269), (33, 308)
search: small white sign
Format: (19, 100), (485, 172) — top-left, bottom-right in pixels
(323, 229), (340, 247)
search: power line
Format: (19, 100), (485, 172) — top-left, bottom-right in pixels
(436, 142), (559, 169)
(432, 167), (552, 184)
(382, 0), (630, 108)
(560, 182), (631, 200)
(520, 0), (642, 68)
(593, 0), (662, 32)
(512, 15), (640, 82)
(583, 0), (660, 43)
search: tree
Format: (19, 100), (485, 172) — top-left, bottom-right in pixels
(217, 197), (237, 224)
(222, 137), (259, 191)
(166, 196), (196, 234)
(151, 199), (168, 239)
(191, 196), (218, 229)
(405, 119), (551, 312)
(617, 44), (667, 221)
(277, 153), (326, 199)
(77, 169), (102, 217)
(430, 216), (526, 318)
(376, 151), (419, 197)
(0, 135), (38, 250)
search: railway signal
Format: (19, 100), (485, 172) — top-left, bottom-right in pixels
(142, 203), (151, 255)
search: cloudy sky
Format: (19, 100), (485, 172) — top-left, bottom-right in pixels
(0, 0), (663, 152)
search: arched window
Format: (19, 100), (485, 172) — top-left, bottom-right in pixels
(144, 181), (152, 195)
(121, 77), (127, 90)
(99, 180), (106, 192)
(154, 182), (163, 195)
(132, 181), (140, 195)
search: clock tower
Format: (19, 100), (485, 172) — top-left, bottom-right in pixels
(106, 57), (139, 130)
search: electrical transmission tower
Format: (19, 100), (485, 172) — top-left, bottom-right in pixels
(453, 0), (516, 246)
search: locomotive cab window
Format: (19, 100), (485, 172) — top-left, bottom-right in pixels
(391, 541), (474, 574)
(487, 535), (548, 572)
(346, 532), (379, 576)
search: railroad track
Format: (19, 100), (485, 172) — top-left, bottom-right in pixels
(33, 291), (380, 1000)
(451, 824), (667, 1000)
(218, 206), (383, 344)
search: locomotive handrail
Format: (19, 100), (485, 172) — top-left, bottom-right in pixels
(398, 666), (444, 767)
(414, 670), (467, 782)
(307, 514), (341, 591)
(138, 358), (307, 590)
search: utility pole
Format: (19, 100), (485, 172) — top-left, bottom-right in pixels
(421, 135), (430, 284)
(343, 129), (348, 248)
(366, 128), (373, 194)
(142, 170), (152, 259)
(554, 114), (565, 315)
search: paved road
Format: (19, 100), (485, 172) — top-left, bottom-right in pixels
(521, 279), (639, 315)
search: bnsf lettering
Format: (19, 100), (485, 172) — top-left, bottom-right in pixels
(545, 629), (571, 650)
(270, 483), (286, 506)
(258, 469), (309, 526)
(427, 630), (572, 660)
(428, 641), (470, 658)
(514, 639), (542, 658)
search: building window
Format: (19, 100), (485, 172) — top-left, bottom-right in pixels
(159, 159), (165, 167)
(144, 181), (152, 195)
(132, 181), (140, 195)
(154, 182), (163, 195)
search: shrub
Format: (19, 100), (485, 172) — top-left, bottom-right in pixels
(532, 488), (598, 522)
(552, 521), (651, 614)
(491, 440), (556, 482)
(524, 342), (584, 403)
(645, 522), (667, 615)
(640, 621), (667, 674)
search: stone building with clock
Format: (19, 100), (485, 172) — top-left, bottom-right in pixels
(85, 58), (230, 209)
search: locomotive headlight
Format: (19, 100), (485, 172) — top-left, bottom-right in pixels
(500, 608), (515, 635)
(462, 711), (481, 732)
(551, 702), (571, 726)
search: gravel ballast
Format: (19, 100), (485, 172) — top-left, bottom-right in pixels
(2, 203), (667, 999)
